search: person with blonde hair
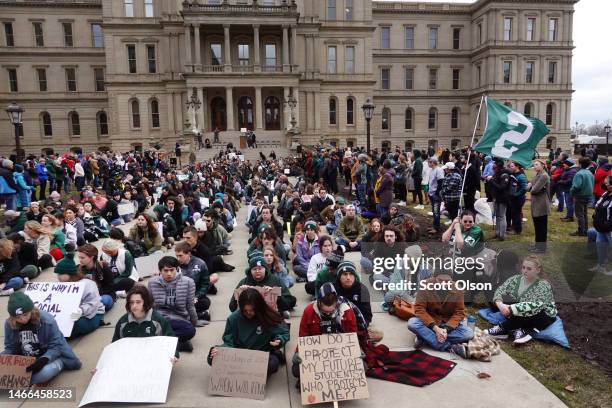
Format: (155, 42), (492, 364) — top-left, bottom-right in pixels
(41, 213), (69, 261)
(23, 220), (54, 269)
(100, 240), (138, 298)
(0, 239), (25, 295)
(263, 245), (293, 288)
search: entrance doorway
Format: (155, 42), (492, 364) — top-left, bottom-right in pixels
(210, 97), (227, 131)
(237, 96), (254, 131)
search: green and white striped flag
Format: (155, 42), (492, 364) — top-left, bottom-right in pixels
(474, 97), (550, 168)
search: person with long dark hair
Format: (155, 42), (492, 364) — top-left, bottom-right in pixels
(208, 288), (289, 376)
(128, 213), (162, 254)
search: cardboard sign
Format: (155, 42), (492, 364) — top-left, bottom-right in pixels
(233, 286), (281, 312)
(117, 203), (135, 216)
(25, 282), (84, 337)
(209, 348), (269, 400)
(0, 355), (36, 389)
(299, 333), (368, 405)
(79, 336), (177, 407)
(135, 252), (164, 278)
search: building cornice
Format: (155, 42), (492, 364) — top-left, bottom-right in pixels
(0, 0), (101, 8)
(372, 0), (578, 15)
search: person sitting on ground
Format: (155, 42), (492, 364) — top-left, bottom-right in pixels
(335, 204), (364, 252)
(485, 255), (559, 344)
(77, 244), (115, 311)
(182, 226), (234, 274)
(0, 239), (26, 296)
(101, 192), (122, 227)
(384, 245), (432, 306)
(202, 210), (232, 253)
(64, 205), (85, 246)
(333, 261), (372, 325)
(251, 204), (284, 242)
(41, 214), (68, 261)
(209, 288), (289, 376)
(4, 210), (27, 235)
(371, 226), (406, 288)
(2, 292), (82, 384)
(54, 249), (105, 338)
(293, 221), (320, 283)
(263, 245), (293, 289)
(100, 240), (137, 298)
(175, 241), (216, 324)
(22, 220), (54, 270)
(314, 247), (345, 298)
(380, 204), (403, 226)
(247, 226), (288, 264)
(442, 210), (484, 258)
(148, 256), (197, 352)
(311, 187), (334, 222)
(25, 202), (44, 223)
(6, 233), (40, 280)
(128, 213), (163, 255)
(407, 268), (473, 358)
(320, 197), (345, 236)
(305, 235), (334, 295)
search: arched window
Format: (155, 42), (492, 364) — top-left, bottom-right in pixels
(524, 102), (533, 118)
(68, 111), (80, 136)
(546, 103), (555, 126)
(130, 99), (140, 128)
(329, 98), (337, 125)
(41, 111), (53, 136)
(546, 136), (557, 150)
(428, 107), (437, 129)
(405, 108), (413, 130)
(265, 96), (281, 130)
(150, 99), (160, 128)
(451, 107), (460, 129)
(97, 111), (109, 137)
(382, 107), (390, 130)
(381, 140), (391, 151)
(346, 97), (354, 125)
(451, 138), (462, 150)
(428, 139), (438, 151)
(405, 140), (415, 152)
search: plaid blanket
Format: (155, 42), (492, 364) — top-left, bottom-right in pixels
(364, 343), (456, 387)
(466, 327), (501, 362)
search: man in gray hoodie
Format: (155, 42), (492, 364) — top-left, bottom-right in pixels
(148, 256), (197, 352)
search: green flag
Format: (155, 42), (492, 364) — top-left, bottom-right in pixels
(474, 97), (550, 168)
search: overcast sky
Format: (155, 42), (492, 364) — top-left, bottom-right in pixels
(378, 0), (611, 126)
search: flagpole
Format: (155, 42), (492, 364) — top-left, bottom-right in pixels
(458, 94), (486, 212)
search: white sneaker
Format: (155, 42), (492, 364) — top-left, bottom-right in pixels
(602, 269), (612, 276)
(414, 205), (424, 210)
(513, 329), (533, 344)
(427, 212), (433, 216)
(399, 201), (406, 206)
(588, 264), (605, 273)
(115, 290), (127, 298)
(0, 288), (15, 296)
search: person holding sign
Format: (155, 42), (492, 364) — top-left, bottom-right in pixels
(77, 244), (116, 311)
(100, 240), (137, 297)
(128, 214), (163, 255)
(3, 292), (82, 384)
(209, 288), (289, 376)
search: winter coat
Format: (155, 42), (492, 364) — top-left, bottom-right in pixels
(13, 172), (33, 208)
(0, 252), (20, 284)
(178, 256), (210, 298)
(295, 236), (320, 272)
(220, 310), (289, 352)
(594, 165), (612, 198)
(298, 301), (357, 339)
(148, 273), (197, 325)
(35, 163), (48, 182)
(336, 216), (364, 242)
(489, 170), (511, 204)
(0, 166), (17, 194)
(528, 171), (551, 217)
(493, 275), (557, 318)
(570, 168), (595, 199)
(79, 261), (115, 300)
(557, 167), (577, 191)
(230, 266), (296, 313)
(100, 248), (138, 284)
(376, 169), (396, 208)
(334, 271), (372, 324)
(128, 225), (162, 253)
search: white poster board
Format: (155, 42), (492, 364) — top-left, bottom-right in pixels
(24, 282), (84, 337)
(135, 252), (164, 278)
(199, 197), (210, 209)
(79, 336), (178, 407)
(117, 203), (135, 216)
(209, 348), (269, 400)
(238, 155), (245, 162)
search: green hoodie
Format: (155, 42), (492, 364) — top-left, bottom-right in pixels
(220, 309), (289, 352)
(570, 168), (594, 198)
(45, 161), (57, 180)
(229, 264), (296, 313)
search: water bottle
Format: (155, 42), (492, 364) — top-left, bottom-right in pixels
(467, 315), (476, 331)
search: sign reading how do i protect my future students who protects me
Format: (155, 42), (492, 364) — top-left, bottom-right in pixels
(209, 348), (269, 400)
(299, 333), (369, 405)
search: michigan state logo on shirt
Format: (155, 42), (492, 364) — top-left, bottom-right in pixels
(464, 236), (476, 246)
(256, 325), (263, 335)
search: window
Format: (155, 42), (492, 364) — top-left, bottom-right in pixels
(69, 112), (80, 137)
(452, 69), (460, 90)
(97, 111), (109, 136)
(477, 65), (482, 86)
(145, 0), (154, 18)
(525, 61), (534, 83)
(429, 27), (438, 49)
(451, 139), (461, 150)
(504, 17), (513, 41)
(41, 112), (53, 136)
(62, 22), (73, 47)
(524, 103), (532, 118)
(345, 0), (353, 20)
(33, 22), (44, 47)
(265, 44), (276, 68)
(548, 18), (557, 41)
(147, 45), (156, 73)
(453, 28), (460, 50)
(405, 26), (414, 49)
(382, 107), (390, 130)
(327, 46), (336, 73)
(429, 68), (437, 89)
(504, 102), (512, 108)
(381, 68), (390, 89)
(380, 27), (390, 49)
(130, 99), (140, 128)
(405, 140), (414, 151)
(327, 0), (336, 20)
(7, 68), (17, 92)
(503, 61), (512, 83)
(4, 23), (14, 47)
(346, 98), (354, 125)
(37, 68), (47, 92)
(150, 99), (160, 128)
(546, 103), (554, 126)
(238, 44), (249, 66)
(329, 98), (337, 125)
(527, 18), (535, 41)
(405, 67), (414, 89)
(405, 108), (413, 130)
(546, 136), (557, 150)
(428, 108), (437, 129)
(91, 24), (103, 48)
(124, 0), (134, 17)
(211, 43), (222, 65)
(548, 61), (556, 83)
(451, 108), (459, 129)
(94, 68), (105, 91)
(65, 68), (77, 91)
(127, 44), (137, 73)
(345, 46), (354, 74)
(477, 23), (482, 44)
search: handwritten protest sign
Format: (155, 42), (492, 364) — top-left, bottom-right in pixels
(233, 286), (281, 312)
(199, 197), (210, 209)
(25, 282), (84, 337)
(117, 203), (135, 217)
(135, 252), (164, 278)
(209, 348), (269, 400)
(299, 333), (368, 405)
(0, 355), (36, 389)
(79, 336), (177, 407)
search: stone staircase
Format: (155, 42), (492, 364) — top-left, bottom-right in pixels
(194, 130), (292, 161)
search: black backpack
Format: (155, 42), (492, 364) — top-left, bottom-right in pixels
(508, 174), (519, 196)
(593, 196), (612, 233)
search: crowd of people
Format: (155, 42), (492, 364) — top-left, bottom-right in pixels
(0, 141), (602, 392)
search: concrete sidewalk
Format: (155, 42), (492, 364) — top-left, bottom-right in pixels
(0, 204), (567, 408)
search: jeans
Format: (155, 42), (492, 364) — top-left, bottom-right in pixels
(0, 194), (16, 211)
(75, 176), (85, 192)
(430, 195), (441, 231)
(494, 201), (507, 238)
(4, 276), (24, 291)
(555, 187), (564, 212)
(445, 200), (459, 221)
(587, 228), (612, 266)
(564, 190), (574, 219)
(292, 260), (308, 279)
(70, 313), (103, 338)
(169, 319), (196, 342)
(407, 318), (474, 351)
(574, 196), (589, 234)
(376, 204), (389, 220)
(31, 359), (64, 385)
(360, 257), (373, 275)
(63, 176), (71, 194)
(335, 237), (360, 252)
(100, 294), (115, 311)
(357, 184), (367, 206)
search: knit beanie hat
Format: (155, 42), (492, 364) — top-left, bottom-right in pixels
(257, 223), (270, 234)
(248, 255), (269, 274)
(248, 249), (264, 260)
(337, 261), (358, 281)
(8, 292), (35, 317)
(319, 282), (338, 300)
(304, 220), (317, 231)
(326, 247), (345, 268)
(54, 252), (77, 275)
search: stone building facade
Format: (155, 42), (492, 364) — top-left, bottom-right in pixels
(0, 0), (576, 156)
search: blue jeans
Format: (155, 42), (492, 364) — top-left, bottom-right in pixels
(335, 237), (360, 252)
(100, 294), (115, 311)
(169, 319), (196, 342)
(70, 313), (103, 338)
(408, 318), (474, 351)
(356, 184), (367, 206)
(0, 193), (16, 211)
(556, 188), (565, 212)
(376, 204), (389, 220)
(564, 190), (574, 218)
(588, 228), (612, 266)
(372, 273), (391, 290)
(4, 276), (24, 291)
(430, 195), (442, 231)
(63, 176), (71, 194)
(31, 359), (64, 384)
(360, 257), (373, 274)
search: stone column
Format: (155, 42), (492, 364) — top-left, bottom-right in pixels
(255, 86), (263, 130)
(294, 88), (300, 130)
(224, 24), (231, 72)
(253, 24), (261, 72)
(201, 88), (208, 131)
(282, 25), (290, 72)
(226, 87), (235, 130)
(284, 87), (291, 131)
(167, 93), (175, 133)
(184, 25), (192, 71)
(291, 25), (297, 70)
(305, 35), (313, 75)
(196, 87), (205, 130)
(174, 92), (184, 132)
(194, 24), (201, 71)
(314, 90), (321, 131)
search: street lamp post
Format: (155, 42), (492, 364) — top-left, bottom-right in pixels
(6, 102), (24, 163)
(361, 98), (375, 154)
(604, 124), (611, 158)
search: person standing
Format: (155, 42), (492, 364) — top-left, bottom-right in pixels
(213, 127), (220, 143)
(487, 160), (511, 241)
(558, 159), (577, 222)
(570, 157), (594, 236)
(439, 162), (462, 222)
(527, 159), (551, 253)
(411, 150), (424, 208)
(426, 158), (445, 234)
(587, 175), (612, 275)
(507, 162), (528, 235)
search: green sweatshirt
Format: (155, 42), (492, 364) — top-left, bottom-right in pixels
(337, 216), (364, 242)
(220, 310), (289, 352)
(112, 309), (178, 357)
(570, 168), (595, 198)
(45, 161), (57, 180)
(314, 266), (336, 299)
(493, 275), (557, 318)
(230, 266), (296, 313)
